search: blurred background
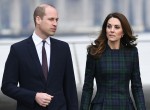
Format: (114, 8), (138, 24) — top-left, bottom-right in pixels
(0, 0), (150, 110)
(1, 0), (150, 36)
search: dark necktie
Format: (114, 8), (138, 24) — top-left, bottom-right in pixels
(42, 40), (48, 80)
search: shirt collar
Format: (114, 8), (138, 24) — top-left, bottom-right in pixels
(32, 32), (50, 46)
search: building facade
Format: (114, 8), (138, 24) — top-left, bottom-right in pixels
(0, 0), (150, 37)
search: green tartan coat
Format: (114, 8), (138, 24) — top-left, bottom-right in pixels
(80, 45), (146, 110)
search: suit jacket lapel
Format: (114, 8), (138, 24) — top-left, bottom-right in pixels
(48, 37), (57, 81)
(27, 37), (46, 82)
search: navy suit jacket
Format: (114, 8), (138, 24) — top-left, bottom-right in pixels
(1, 36), (78, 110)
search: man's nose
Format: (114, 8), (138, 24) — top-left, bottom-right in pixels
(53, 20), (57, 26)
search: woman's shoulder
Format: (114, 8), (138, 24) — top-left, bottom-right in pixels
(123, 46), (138, 57)
(124, 46), (138, 51)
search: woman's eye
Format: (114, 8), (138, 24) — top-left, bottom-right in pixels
(115, 26), (120, 29)
(107, 25), (111, 29)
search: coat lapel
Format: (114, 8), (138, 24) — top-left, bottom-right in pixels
(27, 37), (46, 82)
(26, 37), (58, 82)
(47, 37), (57, 81)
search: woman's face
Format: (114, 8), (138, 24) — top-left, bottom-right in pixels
(106, 17), (124, 43)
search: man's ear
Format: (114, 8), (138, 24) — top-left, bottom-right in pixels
(36, 16), (41, 25)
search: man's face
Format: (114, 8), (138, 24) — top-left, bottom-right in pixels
(37, 6), (59, 37)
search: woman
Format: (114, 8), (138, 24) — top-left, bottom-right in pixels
(80, 12), (146, 110)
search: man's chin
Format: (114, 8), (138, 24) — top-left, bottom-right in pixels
(49, 32), (55, 36)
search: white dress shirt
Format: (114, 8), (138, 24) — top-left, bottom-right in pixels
(32, 32), (50, 70)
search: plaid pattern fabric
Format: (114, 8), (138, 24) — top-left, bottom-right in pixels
(80, 45), (146, 110)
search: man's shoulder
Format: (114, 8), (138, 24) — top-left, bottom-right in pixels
(8, 37), (32, 53)
(50, 37), (70, 51)
(50, 37), (69, 46)
(12, 36), (32, 47)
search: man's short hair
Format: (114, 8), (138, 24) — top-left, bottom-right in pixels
(33, 4), (55, 25)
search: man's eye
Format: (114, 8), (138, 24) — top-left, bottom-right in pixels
(55, 19), (58, 22)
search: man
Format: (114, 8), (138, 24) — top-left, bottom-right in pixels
(1, 4), (78, 110)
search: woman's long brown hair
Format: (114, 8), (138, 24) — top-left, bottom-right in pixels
(88, 12), (137, 58)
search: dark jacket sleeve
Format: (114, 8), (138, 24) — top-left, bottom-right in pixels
(80, 54), (95, 110)
(63, 44), (79, 110)
(131, 47), (146, 110)
(1, 45), (36, 108)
